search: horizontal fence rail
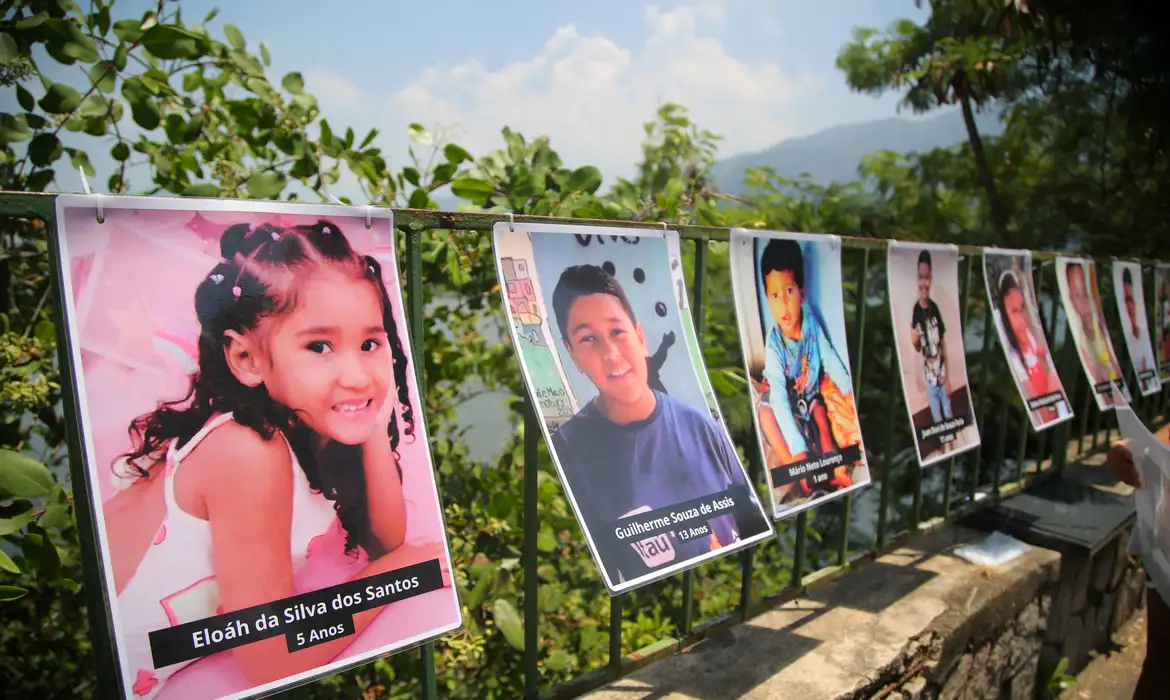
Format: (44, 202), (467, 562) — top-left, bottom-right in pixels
(0, 191), (1166, 700)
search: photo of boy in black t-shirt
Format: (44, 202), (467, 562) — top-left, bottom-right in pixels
(911, 250), (952, 430)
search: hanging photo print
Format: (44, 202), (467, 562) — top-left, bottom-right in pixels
(728, 229), (871, 519)
(1056, 257), (1130, 409)
(982, 250), (1073, 431)
(1157, 264), (1170, 381)
(887, 241), (981, 467)
(1112, 261), (1163, 396)
(1114, 401), (1170, 608)
(493, 222), (773, 594)
(51, 195), (461, 700)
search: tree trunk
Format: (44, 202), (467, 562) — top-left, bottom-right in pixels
(958, 89), (1009, 239)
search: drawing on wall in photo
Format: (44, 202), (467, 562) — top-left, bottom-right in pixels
(887, 241), (981, 468)
(1157, 264), (1170, 381)
(1055, 256), (1130, 410)
(493, 222), (774, 594)
(498, 244), (580, 428)
(982, 250), (1074, 432)
(51, 195), (461, 700)
(1112, 260), (1163, 396)
(1114, 402), (1170, 605)
(728, 229), (872, 519)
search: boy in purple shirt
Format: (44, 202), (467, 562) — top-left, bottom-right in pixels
(549, 264), (769, 585)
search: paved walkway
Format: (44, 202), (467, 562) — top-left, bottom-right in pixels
(1061, 606), (1145, 700)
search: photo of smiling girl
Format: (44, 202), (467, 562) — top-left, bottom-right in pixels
(53, 196), (460, 700)
(493, 223), (773, 595)
(983, 250), (1073, 432)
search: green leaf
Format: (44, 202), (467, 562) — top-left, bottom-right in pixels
(281, 72), (304, 95)
(0, 33), (18, 62)
(68, 148), (95, 176)
(246, 171), (287, 199)
(536, 527), (557, 553)
(545, 649), (573, 671)
(259, 41), (271, 66)
(164, 114), (186, 144)
(28, 133), (62, 166)
(26, 169), (55, 192)
(140, 25), (204, 61)
(77, 94), (109, 118)
(408, 188), (430, 209)
(359, 128), (379, 149)
(32, 533), (61, 579)
(40, 503), (69, 530)
(204, 7), (221, 23)
(34, 320), (55, 344)
(122, 77), (160, 130)
(15, 85), (35, 112)
(490, 598), (525, 651)
(113, 44), (128, 71)
(566, 165), (603, 194)
(451, 177), (495, 201)
(89, 62), (117, 93)
(0, 449), (55, 498)
(0, 548), (20, 575)
(112, 19), (142, 43)
(0, 113), (33, 143)
(61, 34), (99, 64)
(0, 511), (35, 536)
(182, 183), (219, 197)
(0, 586), (27, 602)
(402, 167), (420, 187)
(407, 123), (432, 146)
(111, 141), (130, 161)
(444, 143), (472, 164)
(38, 83), (82, 114)
(223, 23), (245, 50)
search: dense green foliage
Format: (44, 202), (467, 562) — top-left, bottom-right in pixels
(1, 1), (1166, 698)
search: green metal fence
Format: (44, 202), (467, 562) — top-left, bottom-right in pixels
(1, 191), (1167, 700)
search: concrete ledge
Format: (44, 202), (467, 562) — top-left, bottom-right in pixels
(582, 525), (1060, 700)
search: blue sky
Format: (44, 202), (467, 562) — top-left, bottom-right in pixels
(9, 0), (935, 197)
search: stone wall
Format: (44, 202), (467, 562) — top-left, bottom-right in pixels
(879, 525), (1146, 700)
(1041, 525), (1147, 677)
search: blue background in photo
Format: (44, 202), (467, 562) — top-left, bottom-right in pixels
(753, 235), (854, 384)
(531, 231), (708, 413)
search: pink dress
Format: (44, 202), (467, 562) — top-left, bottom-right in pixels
(115, 413), (339, 698)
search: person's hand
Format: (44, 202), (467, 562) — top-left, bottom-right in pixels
(1106, 438), (1142, 489)
(911, 327), (922, 346)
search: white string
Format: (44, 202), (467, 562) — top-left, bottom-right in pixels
(365, 205), (373, 231)
(79, 166), (104, 223)
(318, 159), (345, 206)
(507, 212), (515, 232)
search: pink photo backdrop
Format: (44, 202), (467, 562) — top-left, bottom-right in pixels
(60, 204), (458, 698)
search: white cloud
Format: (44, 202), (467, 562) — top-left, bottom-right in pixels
(308, 1), (821, 192)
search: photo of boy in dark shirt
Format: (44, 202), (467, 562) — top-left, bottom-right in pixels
(548, 264), (770, 586)
(911, 250), (953, 432)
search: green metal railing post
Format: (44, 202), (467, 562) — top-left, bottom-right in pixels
(609, 596), (624, 673)
(523, 402), (541, 698)
(679, 235), (709, 635)
(404, 228), (438, 700)
(971, 300), (994, 501)
(739, 446), (762, 619)
(838, 249), (869, 564)
(877, 349), (897, 550)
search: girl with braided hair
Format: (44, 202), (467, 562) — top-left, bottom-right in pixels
(100, 218), (447, 697)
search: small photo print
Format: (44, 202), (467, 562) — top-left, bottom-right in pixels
(1156, 264), (1170, 381)
(887, 242), (982, 467)
(728, 229), (872, 519)
(493, 222), (774, 595)
(1056, 257), (1131, 410)
(982, 249), (1074, 432)
(52, 195), (460, 700)
(1112, 260), (1163, 396)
